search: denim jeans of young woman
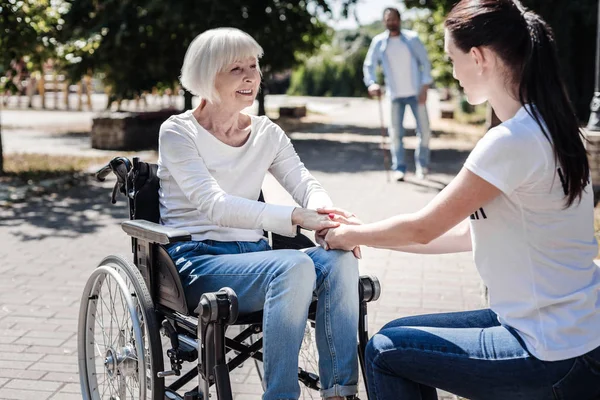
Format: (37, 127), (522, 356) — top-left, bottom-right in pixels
(166, 239), (360, 400)
(389, 95), (431, 173)
(365, 309), (600, 400)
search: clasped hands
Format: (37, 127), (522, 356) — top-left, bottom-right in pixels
(315, 207), (362, 259)
(291, 206), (362, 258)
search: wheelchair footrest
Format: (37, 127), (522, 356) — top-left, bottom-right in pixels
(298, 368), (320, 390)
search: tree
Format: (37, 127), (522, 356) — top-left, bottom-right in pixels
(61, 0), (355, 114)
(0, 0), (62, 174)
(287, 27), (374, 97)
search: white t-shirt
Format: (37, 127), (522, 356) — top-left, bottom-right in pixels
(385, 37), (418, 99)
(465, 105), (600, 361)
(157, 111), (332, 242)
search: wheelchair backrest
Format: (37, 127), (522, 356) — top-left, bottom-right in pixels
(129, 159), (160, 223)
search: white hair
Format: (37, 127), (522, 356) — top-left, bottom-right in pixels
(180, 28), (263, 104)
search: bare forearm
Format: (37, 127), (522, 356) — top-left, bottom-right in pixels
(374, 219), (472, 254)
(346, 213), (430, 248)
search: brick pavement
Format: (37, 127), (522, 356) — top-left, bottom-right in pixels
(0, 101), (483, 400)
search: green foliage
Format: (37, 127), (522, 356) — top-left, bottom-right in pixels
(411, 5), (454, 90)
(287, 25), (378, 97)
(59, 0), (353, 104)
(0, 0), (63, 91)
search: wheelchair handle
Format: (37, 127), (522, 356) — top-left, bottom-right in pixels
(93, 157), (132, 182)
(95, 164), (112, 182)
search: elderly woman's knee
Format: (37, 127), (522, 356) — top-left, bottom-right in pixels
(319, 248), (359, 280)
(274, 250), (316, 284)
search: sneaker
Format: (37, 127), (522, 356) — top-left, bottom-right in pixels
(416, 167), (429, 180)
(394, 170), (405, 182)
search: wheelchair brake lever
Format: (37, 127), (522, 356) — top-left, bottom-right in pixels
(110, 182), (119, 204)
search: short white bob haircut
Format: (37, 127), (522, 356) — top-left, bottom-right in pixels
(180, 28), (264, 104)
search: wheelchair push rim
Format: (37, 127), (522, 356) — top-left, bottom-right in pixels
(78, 256), (163, 400)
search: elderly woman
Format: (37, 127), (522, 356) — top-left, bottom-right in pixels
(157, 28), (360, 400)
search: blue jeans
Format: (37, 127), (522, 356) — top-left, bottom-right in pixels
(166, 239), (360, 400)
(389, 96), (431, 172)
(366, 309), (600, 400)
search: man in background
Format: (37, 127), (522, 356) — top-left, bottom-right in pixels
(363, 7), (433, 181)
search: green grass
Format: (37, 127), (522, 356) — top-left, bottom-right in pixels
(1, 153), (110, 182)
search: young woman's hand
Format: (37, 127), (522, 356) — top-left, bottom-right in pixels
(323, 225), (358, 252)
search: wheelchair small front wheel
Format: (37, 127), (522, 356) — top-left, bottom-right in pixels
(78, 255), (164, 400)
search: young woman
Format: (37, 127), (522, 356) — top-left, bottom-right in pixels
(322, 1), (600, 398)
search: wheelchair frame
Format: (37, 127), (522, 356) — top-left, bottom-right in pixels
(78, 156), (381, 400)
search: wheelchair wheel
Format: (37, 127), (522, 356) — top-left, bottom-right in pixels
(78, 255), (164, 400)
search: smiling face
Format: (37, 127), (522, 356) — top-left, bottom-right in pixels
(444, 29), (488, 105)
(214, 56), (261, 110)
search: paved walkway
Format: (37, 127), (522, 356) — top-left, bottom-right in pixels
(0, 96), (482, 399)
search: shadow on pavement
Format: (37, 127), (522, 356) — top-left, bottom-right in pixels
(285, 120), (457, 139)
(0, 178), (128, 241)
(292, 136), (471, 176)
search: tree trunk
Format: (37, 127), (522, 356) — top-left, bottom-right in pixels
(63, 80), (70, 110)
(38, 72), (46, 109)
(77, 80), (83, 111)
(53, 72), (59, 110)
(257, 82), (266, 116)
(184, 90), (193, 111)
(85, 75), (93, 109)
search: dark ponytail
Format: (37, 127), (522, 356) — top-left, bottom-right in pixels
(446, 0), (590, 207)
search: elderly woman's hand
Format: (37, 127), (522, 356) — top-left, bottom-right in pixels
(292, 208), (340, 232)
(316, 207), (362, 258)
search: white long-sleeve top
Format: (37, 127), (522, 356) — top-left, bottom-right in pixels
(157, 110), (333, 242)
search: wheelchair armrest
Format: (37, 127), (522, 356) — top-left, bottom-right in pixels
(121, 220), (192, 245)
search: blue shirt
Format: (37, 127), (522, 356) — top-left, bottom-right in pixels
(363, 29), (433, 98)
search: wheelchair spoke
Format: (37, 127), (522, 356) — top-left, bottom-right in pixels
(96, 372), (111, 399)
(96, 301), (111, 351)
(101, 286), (116, 350)
(116, 287), (131, 341)
(126, 376), (137, 399)
(106, 276), (117, 347)
(94, 312), (111, 355)
(99, 285), (112, 347)
(106, 372), (119, 399)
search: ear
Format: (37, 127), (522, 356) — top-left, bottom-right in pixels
(470, 46), (495, 75)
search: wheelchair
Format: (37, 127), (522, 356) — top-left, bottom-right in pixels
(77, 156), (381, 400)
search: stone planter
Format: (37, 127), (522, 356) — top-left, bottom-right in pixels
(91, 109), (181, 150)
(279, 105), (307, 118)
